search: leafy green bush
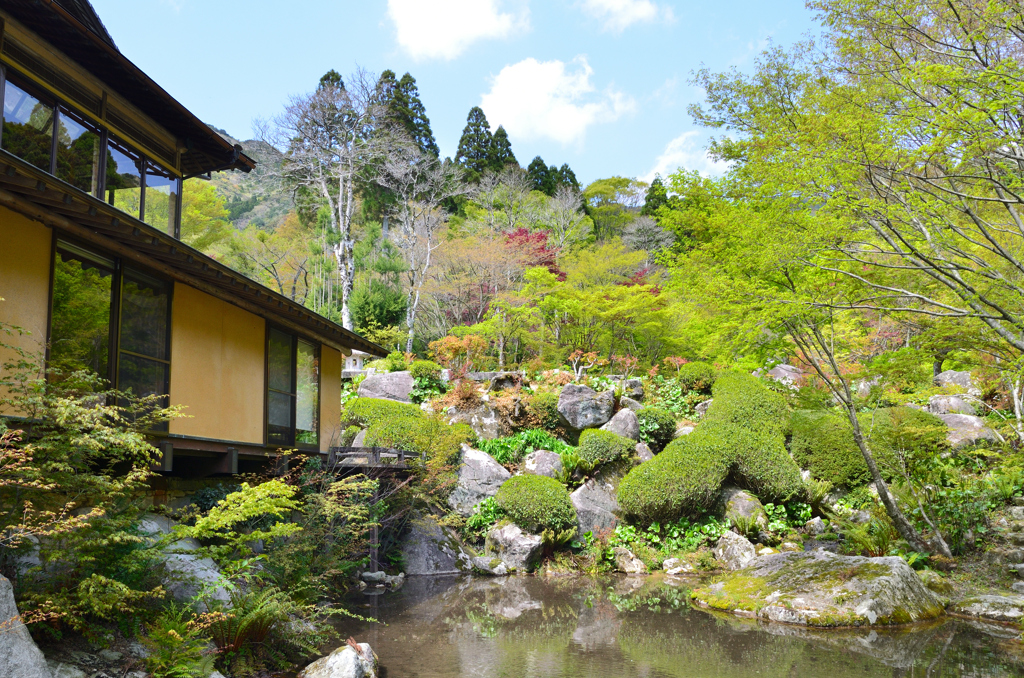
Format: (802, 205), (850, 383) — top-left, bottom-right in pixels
(409, 360), (446, 403)
(477, 429), (572, 466)
(637, 407), (676, 451)
(364, 359), (391, 373)
(790, 407), (949, 488)
(494, 475), (576, 533)
(525, 391), (561, 430)
(464, 497), (504, 541)
(385, 351), (409, 372)
(577, 429), (633, 467)
(618, 373), (802, 523)
(345, 397), (423, 428)
(410, 360), (443, 380)
(676, 361), (717, 393)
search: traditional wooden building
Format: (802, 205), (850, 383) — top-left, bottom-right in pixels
(0, 1), (385, 475)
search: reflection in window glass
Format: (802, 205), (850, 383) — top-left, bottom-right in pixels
(118, 269), (170, 432)
(106, 136), (141, 219)
(49, 244), (114, 382)
(2, 80), (54, 172)
(143, 164), (179, 235)
(55, 109), (102, 194)
(267, 329), (295, 446)
(296, 340), (319, 446)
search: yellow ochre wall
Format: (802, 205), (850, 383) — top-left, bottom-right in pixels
(319, 346), (341, 452)
(0, 207), (51, 413)
(169, 283), (266, 444)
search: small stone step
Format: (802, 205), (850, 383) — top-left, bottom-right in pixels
(985, 549), (1024, 565)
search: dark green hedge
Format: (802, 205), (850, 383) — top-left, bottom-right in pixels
(577, 429), (633, 467)
(676, 361), (717, 393)
(790, 407), (948, 488)
(637, 407), (676, 452)
(618, 373), (802, 523)
(495, 474), (577, 533)
(345, 397), (423, 428)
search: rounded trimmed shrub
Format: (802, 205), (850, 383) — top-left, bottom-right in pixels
(577, 429), (633, 467)
(345, 397), (422, 428)
(676, 361), (717, 393)
(706, 372), (789, 436)
(495, 474), (576, 533)
(525, 391), (560, 430)
(410, 360), (443, 381)
(637, 406), (676, 451)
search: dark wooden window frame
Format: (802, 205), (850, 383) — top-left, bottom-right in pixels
(264, 324), (321, 452)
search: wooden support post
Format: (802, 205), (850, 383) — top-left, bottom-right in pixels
(156, 441), (173, 473)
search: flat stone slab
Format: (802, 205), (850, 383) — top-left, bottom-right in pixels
(950, 595), (1024, 624)
(692, 550), (945, 627)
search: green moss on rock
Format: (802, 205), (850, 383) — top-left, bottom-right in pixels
(577, 429), (634, 468)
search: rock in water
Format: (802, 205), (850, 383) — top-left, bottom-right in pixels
(950, 595), (1024, 623)
(299, 642), (377, 678)
(357, 371), (414, 403)
(399, 514), (472, 575)
(486, 524), (542, 572)
(447, 445), (511, 517)
(663, 557), (695, 575)
(0, 575), (50, 678)
(471, 556), (509, 576)
(692, 550), (945, 627)
(524, 451), (563, 478)
(600, 409), (640, 441)
(713, 531), (757, 570)
(612, 547), (647, 574)
(557, 384), (615, 431)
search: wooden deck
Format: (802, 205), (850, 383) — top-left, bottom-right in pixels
(323, 446), (419, 473)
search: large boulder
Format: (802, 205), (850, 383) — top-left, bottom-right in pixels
(0, 575), (51, 678)
(523, 451), (563, 479)
(713, 530), (757, 570)
(935, 369), (981, 396)
(447, 404), (505, 440)
(927, 395), (976, 416)
(557, 384), (615, 431)
(570, 464), (630, 535)
(937, 413), (999, 448)
(487, 372), (524, 391)
(718, 486), (767, 530)
(447, 445), (511, 516)
(600, 408), (640, 441)
(298, 642), (377, 678)
(622, 378), (644, 401)
(399, 514), (472, 576)
(693, 550), (945, 627)
(138, 514), (229, 603)
(612, 547), (647, 574)
(950, 594), (1024, 623)
(357, 371), (414, 403)
(486, 524), (542, 572)
(619, 396), (643, 412)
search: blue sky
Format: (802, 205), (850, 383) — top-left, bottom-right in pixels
(91, 0), (819, 186)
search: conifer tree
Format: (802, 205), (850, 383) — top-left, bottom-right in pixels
(527, 156), (554, 195)
(641, 175), (668, 216)
(556, 163), (580, 191)
(455, 106), (493, 181)
(489, 126), (517, 170)
(394, 74), (439, 157)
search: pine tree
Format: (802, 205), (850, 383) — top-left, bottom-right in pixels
(455, 106), (493, 181)
(641, 176), (668, 216)
(556, 164), (580, 191)
(489, 126), (517, 170)
(319, 69), (344, 91)
(527, 156), (554, 195)
(395, 74), (439, 157)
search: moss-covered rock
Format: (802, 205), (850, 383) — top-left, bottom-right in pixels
(691, 550), (945, 627)
(577, 429), (634, 468)
(495, 475), (576, 534)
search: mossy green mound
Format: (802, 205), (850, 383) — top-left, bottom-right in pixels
(790, 407), (948, 488)
(345, 397), (423, 428)
(618, 373), (802, 523)
(577, 429), (633, 468)
(676, 361), (717, 393)
(637, 406), (676, 451)
(691, 550), (945, 627)
(495, 475), (576, 533)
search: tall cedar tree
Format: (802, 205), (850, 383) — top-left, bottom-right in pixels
(641, 176), (668, 216)
(389, 72), (439, 157)
(489, 126), (517, 170)
(556, 163), (580, 191)
(528, 157), (579, 196)
(455, 106), (494, 181)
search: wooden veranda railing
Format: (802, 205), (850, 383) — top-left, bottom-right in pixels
(324, 446), (420, 471)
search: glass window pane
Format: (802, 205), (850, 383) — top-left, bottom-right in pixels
(143, 164), (179, 235)
(50, 245), (114, 382)
(3, 79), (53, 172)
(268, 328), (293, 393)
(268, 391), (294, 445)
(106, 136), (141, 219)
(55, 109), (102, 194)
(120, 269), (169, 359)
(118, 353), (169, 432)
(295, 340), (318, 445)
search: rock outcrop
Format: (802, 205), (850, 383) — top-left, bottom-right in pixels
(0, 575), (51, 678)
(298, 642), (377, 678)
(600, 408), (640, 441)
(570, 464), (631, 535)
(447, 445), (511, 516)
(692, 550), (945, 627)
(447, 404), (505, 440)
(619, 396), (643, 412)
(399, 514), (472, 576)
(695, 399), (713, 419)
(635, 442), (654, 462)
(523, 451), (563, 479)
(612, 547), (647, 574)
(486, 524), (542, 572)
(718, 486), (767, 530)
(713, 530), (757, 570)
(927, 395), (976, 416)
(950, 594), (1024, 623)
(937, 413), (999, 448)
(934, 369), (981, 396)
(622, 378), (644, 401)
(557, 384), (615, 431)
(357, 371), (414, 403)
(138, 514), (229, 603)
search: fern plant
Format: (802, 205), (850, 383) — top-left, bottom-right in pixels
(141, 606), (215, 678)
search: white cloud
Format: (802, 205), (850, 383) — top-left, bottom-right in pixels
(579, 0), (673, 32)
(387, 0), (529, 61)
(641, 131), (729, 183)
(481, 57), (635, 146)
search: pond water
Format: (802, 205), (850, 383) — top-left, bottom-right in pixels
(327, 574), (1024, 678)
